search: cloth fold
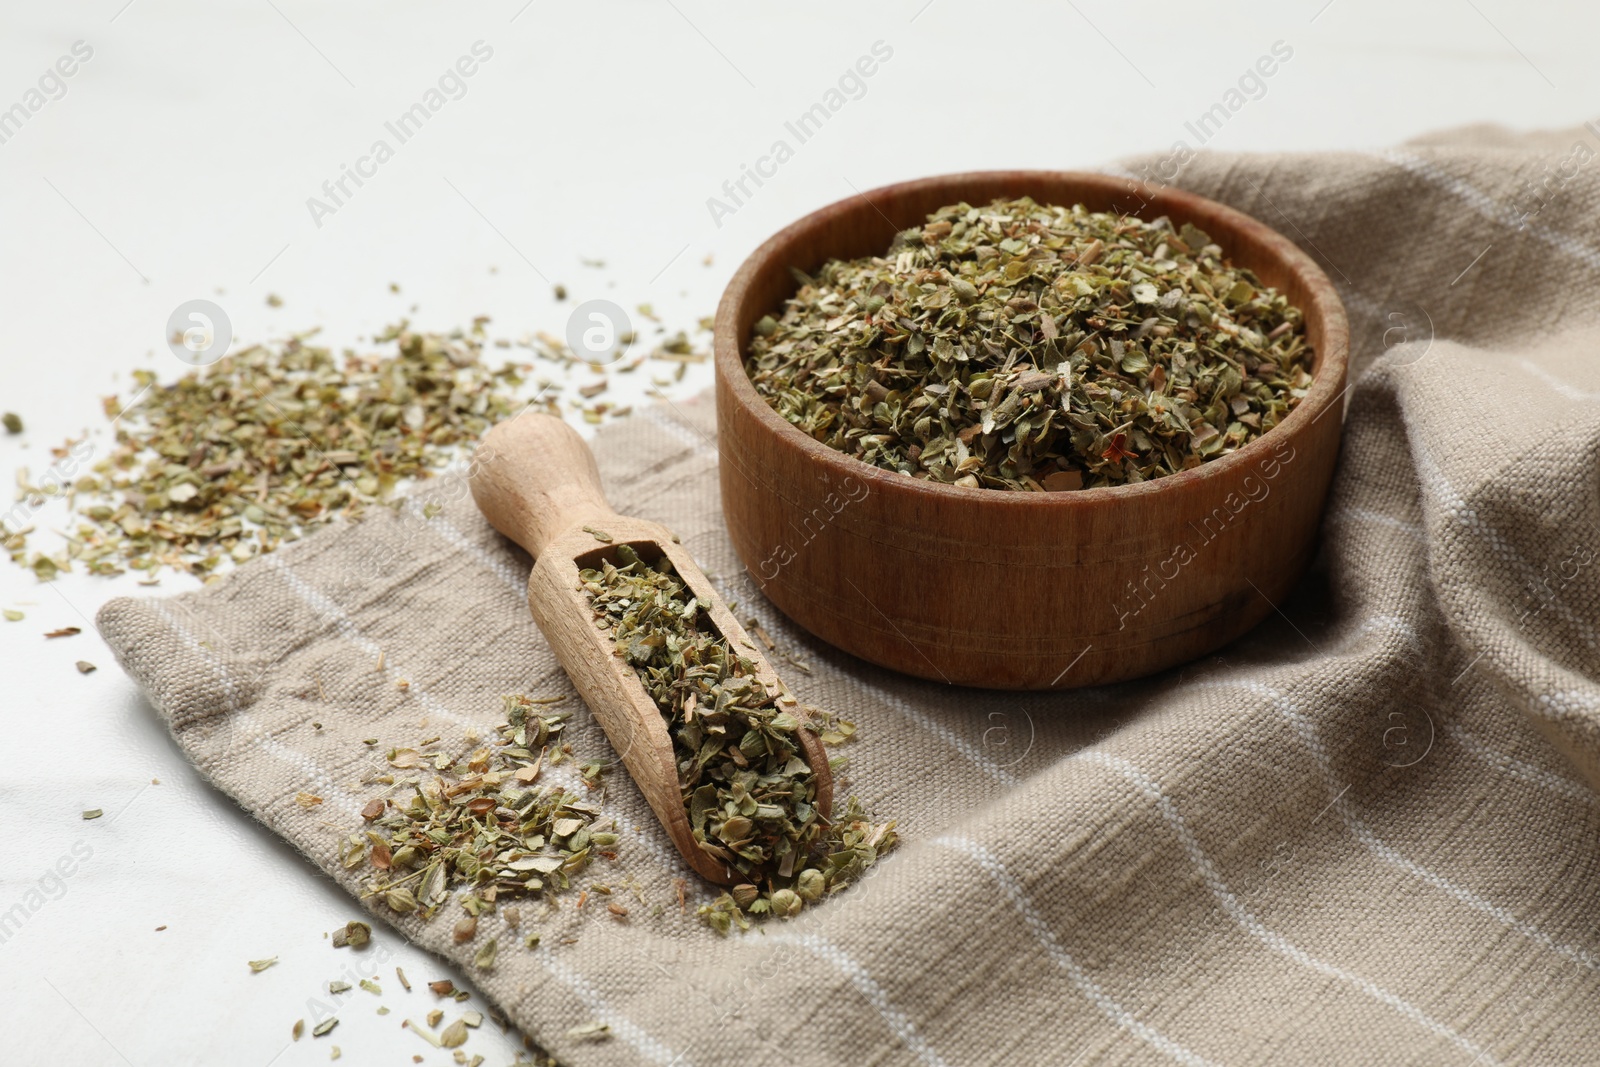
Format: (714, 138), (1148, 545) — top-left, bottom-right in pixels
(100, 124), (1600, 1066)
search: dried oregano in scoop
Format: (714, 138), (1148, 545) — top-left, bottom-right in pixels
(745, 197), (1314, 491)
(580, 545), (896, 933)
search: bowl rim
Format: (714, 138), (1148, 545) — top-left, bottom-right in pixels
(713, 169), (1350, 510)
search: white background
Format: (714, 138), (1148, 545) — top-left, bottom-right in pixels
(1, 2), (1593, 1064)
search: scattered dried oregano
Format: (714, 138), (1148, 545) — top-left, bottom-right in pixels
(6, 306), (715, 581)
(579, 545), (896, 933)
(350, 695), (615, 928)
(331, 921), (371, 949)
(745, 197), (1313, 490)
(6, 320), (549, 581)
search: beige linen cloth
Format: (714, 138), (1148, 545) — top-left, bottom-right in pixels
(98, 126), (1600, 1066)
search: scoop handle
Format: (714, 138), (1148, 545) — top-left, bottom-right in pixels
(469, 413), (619, 560)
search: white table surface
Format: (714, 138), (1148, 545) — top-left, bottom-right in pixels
(2, 2), (1594, 1064)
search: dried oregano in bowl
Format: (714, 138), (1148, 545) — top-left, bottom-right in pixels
(744, 197), (1314, 491)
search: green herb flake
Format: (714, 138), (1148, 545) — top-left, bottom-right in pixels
(331, 921), (371, 949)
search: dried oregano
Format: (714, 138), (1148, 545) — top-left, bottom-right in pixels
(350, 695), (616, 926)
(6, 308), (714, 581)
(4, 321), (547, 581)
(579, 545), (896, 932)
(331, 921), (371, 949)
(5, 319), (687, 580)
(745, 197), (1313, 491)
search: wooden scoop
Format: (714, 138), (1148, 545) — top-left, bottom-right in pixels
(468, 412), (833, 886)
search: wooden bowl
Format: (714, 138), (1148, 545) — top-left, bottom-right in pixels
(713, 171), (1348, 690)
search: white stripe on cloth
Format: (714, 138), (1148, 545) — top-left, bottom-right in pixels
(535, 946), (696, 1067)
(1443, 718), (1597, 808)
(403, 496), (530, 597)
(264, 552), (492, 734)
(1514, 358), (1600, 402)
(150, 600), (365, 820)
(851, 679), (1022, 787)
(644, 404), (718, 455)
(1328, 507), (1427, 545)
(1215, 678), (1600, 976)
(1078, 750), (1500, 1065)
(932, 835), (1222, 1067)
(1411, 443), (1599, 651)
(1327, 613), (1426, 657)
(1373, 149), (1600, 273)
(770, 933), (953, 1067)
